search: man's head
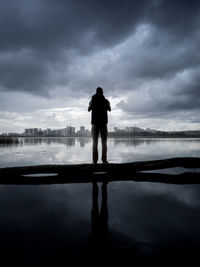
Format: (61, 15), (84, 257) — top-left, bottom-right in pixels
(96, 87), (103, 95)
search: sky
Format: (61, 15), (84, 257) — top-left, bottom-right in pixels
(0, 0), (200, 133)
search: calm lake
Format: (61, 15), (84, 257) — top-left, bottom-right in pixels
(0, 137), (200, 266)
(0, 137), (200, 167)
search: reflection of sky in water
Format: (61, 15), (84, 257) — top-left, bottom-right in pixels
(1, 181), (200, 266)
(109, 182), (200, 243)
(142, 167), (200, 174)
(0, 137), (200, 167)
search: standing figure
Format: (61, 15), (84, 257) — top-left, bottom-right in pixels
(88, 87), (111, 164)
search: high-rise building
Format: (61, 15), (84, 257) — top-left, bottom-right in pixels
(66, 126), (75, 136)
(25, 128), (39, 136)
(80, 126), (85, 135)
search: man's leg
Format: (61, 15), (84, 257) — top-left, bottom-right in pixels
(100, 125), (108, 163)
(92, 124), (99, 164)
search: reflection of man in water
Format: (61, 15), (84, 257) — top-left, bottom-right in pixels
(89, 181), (109, 260)
(88, 87), (111, 164)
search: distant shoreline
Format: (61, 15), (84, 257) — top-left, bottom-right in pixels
(1, 135), (200, 138)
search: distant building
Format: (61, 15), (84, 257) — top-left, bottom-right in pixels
(80, 126), (85, 135)
(47, 129), (51, 135)
(25, 128), (39, 136)
(25, 129), (29, 136)
(85, 129), (91, 136)
(146, 128), (157, 133)
(66, 126), (75, 136)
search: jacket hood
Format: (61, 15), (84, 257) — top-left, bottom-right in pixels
(92, 93), (105, 100)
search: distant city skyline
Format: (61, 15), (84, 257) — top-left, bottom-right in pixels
(1, 125), (200, 137)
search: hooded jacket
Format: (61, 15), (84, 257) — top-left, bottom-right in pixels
(88, 93), (111, 125)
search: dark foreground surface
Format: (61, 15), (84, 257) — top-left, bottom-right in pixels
(1, 160), (200, 266)
(0, 157), (200, 184)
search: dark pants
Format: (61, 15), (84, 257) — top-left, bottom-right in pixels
(91, 124), (108, 163)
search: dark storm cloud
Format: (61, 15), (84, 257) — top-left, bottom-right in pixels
(0, 0), (200, 110)
(148, 0), (200, 38)
(0, 0), (147, 94)
(117, 65), (200, 120)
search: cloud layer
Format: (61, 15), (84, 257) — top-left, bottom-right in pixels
(0, 0), (200, 131)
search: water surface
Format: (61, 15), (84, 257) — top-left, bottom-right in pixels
(0, 137), (200, 167)
(0, 137), (200, 266)
(1, 181), (200, 266)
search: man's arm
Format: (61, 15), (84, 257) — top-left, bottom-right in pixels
(107, 100), (111, 112)
(88, 100), (92, 111)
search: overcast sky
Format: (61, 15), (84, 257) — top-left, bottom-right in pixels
(0, 0), (200, 133)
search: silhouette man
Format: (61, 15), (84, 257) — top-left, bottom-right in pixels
(88, 87), (111, 164)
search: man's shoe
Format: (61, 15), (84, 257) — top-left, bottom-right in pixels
(102, 160), (109, 164)
(93, 161), (97, 164)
